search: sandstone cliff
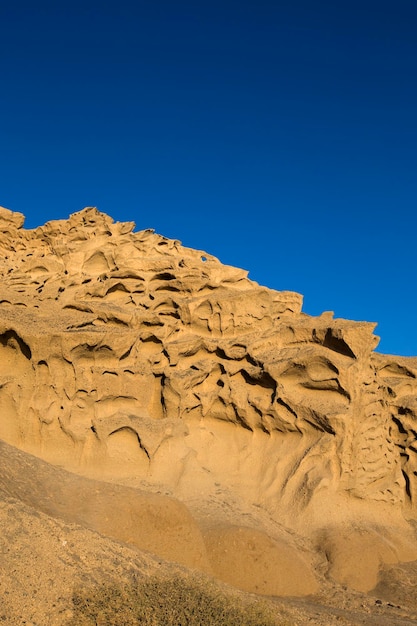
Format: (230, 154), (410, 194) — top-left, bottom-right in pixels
(1, 205), (417, 612)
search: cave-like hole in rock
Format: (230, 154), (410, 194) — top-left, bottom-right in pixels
(0, 330), (32, 360)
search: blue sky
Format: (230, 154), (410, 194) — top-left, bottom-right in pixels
(1, 1), (416, 356)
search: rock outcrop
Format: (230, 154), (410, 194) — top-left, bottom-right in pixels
(1, 204), (417, 599)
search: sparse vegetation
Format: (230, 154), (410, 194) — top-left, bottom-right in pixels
(66, 574), (288, 626)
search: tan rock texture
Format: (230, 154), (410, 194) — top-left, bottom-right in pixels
(1, 204), (417, 616)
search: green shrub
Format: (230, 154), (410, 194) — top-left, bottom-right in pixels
(67, 574), (288, 625)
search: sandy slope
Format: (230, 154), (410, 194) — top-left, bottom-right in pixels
(1, 439), (417, 625)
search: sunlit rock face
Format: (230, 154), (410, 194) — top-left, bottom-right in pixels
(1, 205), (417, 577)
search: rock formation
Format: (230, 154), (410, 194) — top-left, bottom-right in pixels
(1, 204), (417, 610)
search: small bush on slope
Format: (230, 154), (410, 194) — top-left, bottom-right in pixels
(67, 575), (288, 626)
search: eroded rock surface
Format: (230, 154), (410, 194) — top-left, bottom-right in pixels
(1, 205), (417, 597)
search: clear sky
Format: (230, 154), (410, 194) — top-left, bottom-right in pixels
(1, 1), (416, 356)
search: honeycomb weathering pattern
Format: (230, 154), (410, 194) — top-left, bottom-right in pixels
(1, 205), (417, 536)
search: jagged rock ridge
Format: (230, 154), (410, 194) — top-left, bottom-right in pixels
(1, 204), (417, 599)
